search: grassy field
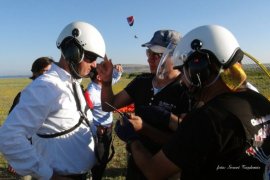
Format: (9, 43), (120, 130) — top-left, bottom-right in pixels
(0, 69), (269, 179)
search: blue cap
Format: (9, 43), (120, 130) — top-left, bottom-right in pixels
(142, 30), (181, 53)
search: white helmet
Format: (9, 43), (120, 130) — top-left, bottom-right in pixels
(56, 21), (105, 58)
(173, 25), (243, 69)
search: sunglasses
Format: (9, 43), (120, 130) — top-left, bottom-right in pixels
(84, 51), (98, 62)
(146, 49), (162, 59)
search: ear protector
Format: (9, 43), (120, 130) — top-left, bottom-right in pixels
(60, 37), (84, 64)
(184, 51), (211, 87)
(184, 50), (214, 88)
(183, 39), (214, 87)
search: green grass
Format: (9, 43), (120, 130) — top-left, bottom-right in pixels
(0, 78), (31, 124)
(245, 70), (270, 98)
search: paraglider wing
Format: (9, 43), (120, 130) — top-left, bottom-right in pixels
(126, 16), (138, 38)
(127, 16), (134, 26)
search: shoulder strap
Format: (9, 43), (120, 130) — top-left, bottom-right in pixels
(94, 133), (116, 165)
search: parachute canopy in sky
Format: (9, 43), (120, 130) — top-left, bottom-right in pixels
(127, 16), (134, 26)
(126, 15), (138, 38)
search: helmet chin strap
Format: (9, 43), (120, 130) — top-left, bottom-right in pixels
(183, 67), (201, 88)
(204, 66), (223, 88)
(183, 66), (223, 95)
(69, 62), (83, 79)
(182, 68), (201, 95)
(68, 52), (86, 79)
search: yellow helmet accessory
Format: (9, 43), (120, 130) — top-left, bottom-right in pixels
(220, 62), (247, 91)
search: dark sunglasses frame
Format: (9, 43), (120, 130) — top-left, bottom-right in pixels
(84, 51), (98, 62)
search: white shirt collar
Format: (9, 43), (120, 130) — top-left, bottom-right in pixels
(49, 63), (82, 84)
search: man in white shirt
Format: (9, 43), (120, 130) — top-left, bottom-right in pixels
(85, 65), (122, 180)
(0, 21), (106, 180)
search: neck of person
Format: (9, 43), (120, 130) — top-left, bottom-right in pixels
(152, 69), (180, 89)
(94, 79), (102, 86)
(58, 57), (71, 73)
(197, 78), (233, 104)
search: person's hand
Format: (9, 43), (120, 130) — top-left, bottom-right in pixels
(114, 114), (139, 143)
(114, 64), (123, 73)
(136, 105), (171, 129)
(96, 54), (113, 85)
(128, 114), (144, 132)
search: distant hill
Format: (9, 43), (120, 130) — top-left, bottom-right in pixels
(242, 63), (270, 71)
(2, 63), (267, 78)
(122, 64), (149, 73)
(123, 64), (270, 72)
(122, 63), (270, 74)
(0, 64), (150, 78)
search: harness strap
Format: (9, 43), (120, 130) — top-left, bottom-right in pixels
(37, 116), (85, 138)
(94, 132), (116, 165)
(107, 138), (115, 163)
(37, 82), (89, 138)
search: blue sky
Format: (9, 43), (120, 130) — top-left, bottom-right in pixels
(0, 0), (269, 76)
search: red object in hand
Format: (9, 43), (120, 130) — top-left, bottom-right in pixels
(116, 104), (135, 113)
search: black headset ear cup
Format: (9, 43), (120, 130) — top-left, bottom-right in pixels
(186, 51), (211, 86)
(61, 39), (84, 64)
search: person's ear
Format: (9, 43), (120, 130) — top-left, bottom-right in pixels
(96, 74), (102, 81)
